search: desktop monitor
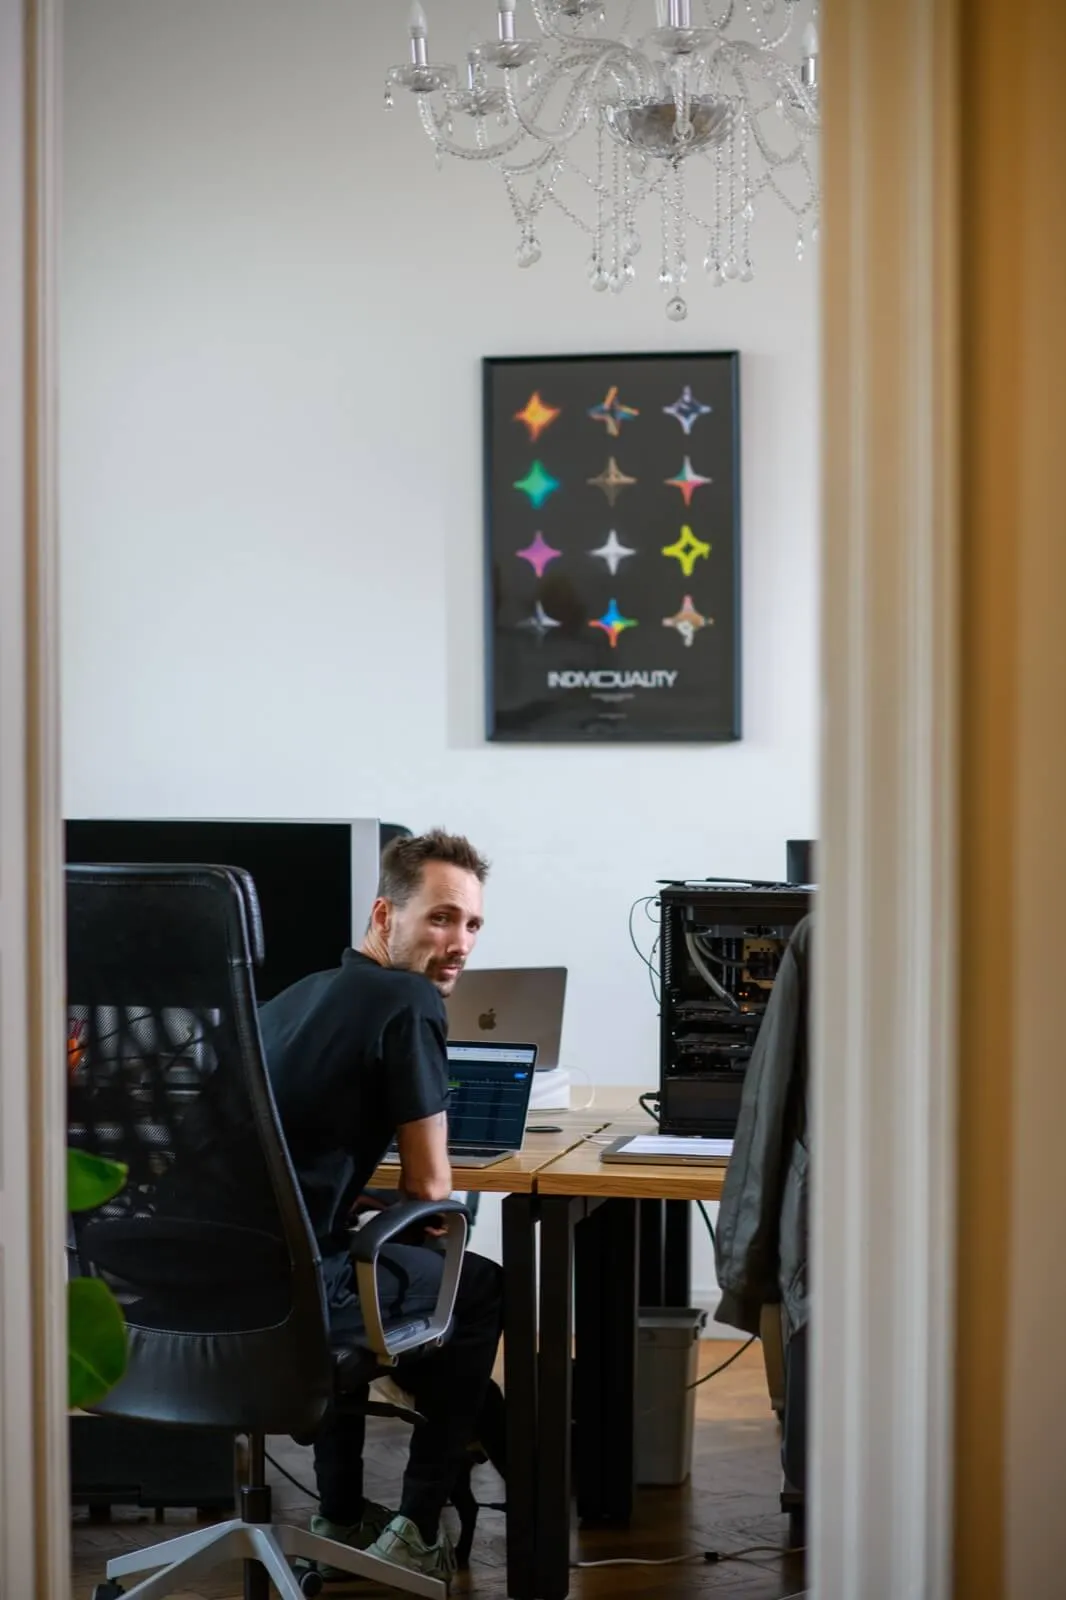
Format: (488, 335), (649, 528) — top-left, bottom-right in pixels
(64, 817), (384, 1001)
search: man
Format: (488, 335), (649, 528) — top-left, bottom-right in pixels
(257, 828), (500, 1587)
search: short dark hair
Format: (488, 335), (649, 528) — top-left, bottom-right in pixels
(377, 829), (490, 906)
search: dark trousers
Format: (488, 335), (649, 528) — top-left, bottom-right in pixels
(314, 1246), (503, 1540)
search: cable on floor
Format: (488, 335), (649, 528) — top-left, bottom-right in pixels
(574, 1542), (806, 1569)
(687, 1332), (756, 1390)
(265, 1449), (319, 1503)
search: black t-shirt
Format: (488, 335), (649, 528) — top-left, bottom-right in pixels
(257, 950), (449, 1287)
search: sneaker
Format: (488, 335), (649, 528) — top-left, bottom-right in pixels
(362, 1514), (457, 1591)
(299, 1499), (394, 1581)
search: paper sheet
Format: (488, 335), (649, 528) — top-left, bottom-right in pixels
(617, 1134), (734, 1159)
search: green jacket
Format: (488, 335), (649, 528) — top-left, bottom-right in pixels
(713, 915), (811, 1336)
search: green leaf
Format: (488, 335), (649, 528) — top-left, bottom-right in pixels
(68, 1149), (127, 1212)
(68, 1277), (128, 1410)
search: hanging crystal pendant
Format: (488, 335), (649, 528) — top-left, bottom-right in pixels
(384, 0), (821, 316)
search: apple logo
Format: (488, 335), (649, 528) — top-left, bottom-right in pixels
(478, 1008), (497, 1031)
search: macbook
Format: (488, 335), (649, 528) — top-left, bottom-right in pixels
(445, 967), (567, 1071)
(380, 1040), (538, 1169)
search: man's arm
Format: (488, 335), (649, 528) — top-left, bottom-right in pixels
(395, 1109), (453, 1202)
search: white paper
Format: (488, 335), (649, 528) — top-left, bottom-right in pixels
(616, 1134), (733, 1158)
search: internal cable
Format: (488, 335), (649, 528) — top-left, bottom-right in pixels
(684, 929), (741, 1011)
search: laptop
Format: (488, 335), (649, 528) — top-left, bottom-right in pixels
(445, 967), (567, 1071)
(600, 1133), (734, 1167)
(380, 1040), (539, 1169)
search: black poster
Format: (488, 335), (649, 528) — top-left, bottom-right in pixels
(483, 352), (741, 743)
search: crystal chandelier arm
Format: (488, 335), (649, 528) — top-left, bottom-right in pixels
(416, 94), (529, 160)
(720, 40), (818, 124)
(501, 58), (599, 146)
(699, 0), (738, 32)
(733, 0), (796, 54)
(502, 46), (652, 148)
(527, 0), (631, 54)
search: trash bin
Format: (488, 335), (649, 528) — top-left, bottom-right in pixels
(634, 1306), (707, 1486)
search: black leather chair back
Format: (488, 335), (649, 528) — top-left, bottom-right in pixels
(66, 863), (333, 1435)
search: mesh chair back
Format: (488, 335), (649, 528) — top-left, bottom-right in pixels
(67, 863), (333, 1434)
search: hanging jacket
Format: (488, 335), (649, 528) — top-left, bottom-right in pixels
(713, 914), (812, 1337)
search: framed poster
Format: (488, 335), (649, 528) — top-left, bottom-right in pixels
(483, 351), (741, 743)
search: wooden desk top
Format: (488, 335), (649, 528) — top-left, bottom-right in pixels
(367, 1097), (642, 1195)
(536, 1120), (727, 1201)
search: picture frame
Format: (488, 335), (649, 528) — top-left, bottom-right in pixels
(483, 351), (741, 743)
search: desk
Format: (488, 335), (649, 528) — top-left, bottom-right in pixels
(371, 1093), (717, 1600)
(369, 1093), (646, 1600)
(529, 1125), (727, 1600)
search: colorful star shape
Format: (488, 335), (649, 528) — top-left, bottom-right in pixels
(663, 594), (710, 647)
(514, 390), (561, 442)
(589, 529), (636, 576)
(664, 456), (712, 507)
(514, 459), (561, 509)
(589, 598), (638, 649)
(587, 456), (637, 506)
(516, 531), (562, 579)
(587, 385), (640, 437)
(661, 524), (711, 577)
(518, 600), (562, 640)
(663, 385), (713, 436)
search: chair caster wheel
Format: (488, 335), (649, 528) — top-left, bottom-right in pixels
(92, 1584), (126, 1600)
(298, 1571), (324, 1597)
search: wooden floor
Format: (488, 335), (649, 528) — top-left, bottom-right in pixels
(71, 1342), (806, 1599)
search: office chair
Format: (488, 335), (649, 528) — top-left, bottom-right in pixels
(67, 862), (468, 1600)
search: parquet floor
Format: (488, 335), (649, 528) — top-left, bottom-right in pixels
(71, 1341), (806, 1599)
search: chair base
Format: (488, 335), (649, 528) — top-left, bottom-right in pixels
(97, 1516), (447, 1599)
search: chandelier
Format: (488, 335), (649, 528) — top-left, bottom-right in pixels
(385, 1), (820, 320)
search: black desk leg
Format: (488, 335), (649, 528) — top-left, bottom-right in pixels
(639, 1198), (665, 1307)
(502, 1194), (538, 1600)
(575, 1198), (637, 1527)
(664, 1199), (692, 1306)
(535, 1195), (576, 1600)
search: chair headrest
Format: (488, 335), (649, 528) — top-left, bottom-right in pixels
(65, 861), (266, 967)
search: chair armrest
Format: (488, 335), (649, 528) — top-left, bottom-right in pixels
(350, 1198), (469, 1366)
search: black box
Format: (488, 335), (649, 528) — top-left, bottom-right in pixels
(658, 883), (811, 1136)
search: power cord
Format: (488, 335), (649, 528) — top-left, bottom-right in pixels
(265, 1448), (319, 1502)
(627, 894), (661, 1004)
(575, 1543), (806, 1570)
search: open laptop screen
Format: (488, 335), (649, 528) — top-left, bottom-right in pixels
(445, 1042), (538, 1149)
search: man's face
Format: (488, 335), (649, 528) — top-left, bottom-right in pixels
(382, 862), (484, 995)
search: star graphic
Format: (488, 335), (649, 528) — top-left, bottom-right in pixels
(664, 456), (713, 508)
(663, 385), (713, 436)
(516, 531), (562, 579)
(514, 459), (561, 509)
(589, 597), (638, 649)
(589, 529), (636, 577)
(518, 600), (562, 640)
(587, 456), (637, 506)
(661, 524), (711, 577)
(663, 593), (711, 647)
(514, 391), (561, 443)
(587, 385), (640, 438)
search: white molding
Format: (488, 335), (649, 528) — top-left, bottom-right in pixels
(0, 0), (69, 1594)
(811, 0), (959, 1596)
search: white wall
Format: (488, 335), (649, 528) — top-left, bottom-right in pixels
(60, 0), (819, 1305)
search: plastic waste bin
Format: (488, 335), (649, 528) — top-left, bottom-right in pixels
(634, 1306), (707, 1485)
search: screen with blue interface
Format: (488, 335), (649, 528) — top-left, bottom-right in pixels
(445, 1043), (537, 1149)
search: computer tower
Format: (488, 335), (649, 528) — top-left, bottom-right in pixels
(658, 882), (812, 1136)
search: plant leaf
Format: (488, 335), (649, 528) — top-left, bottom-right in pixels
(68, 1149), (127, 1212)
(68, 1277), (128, 1409)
